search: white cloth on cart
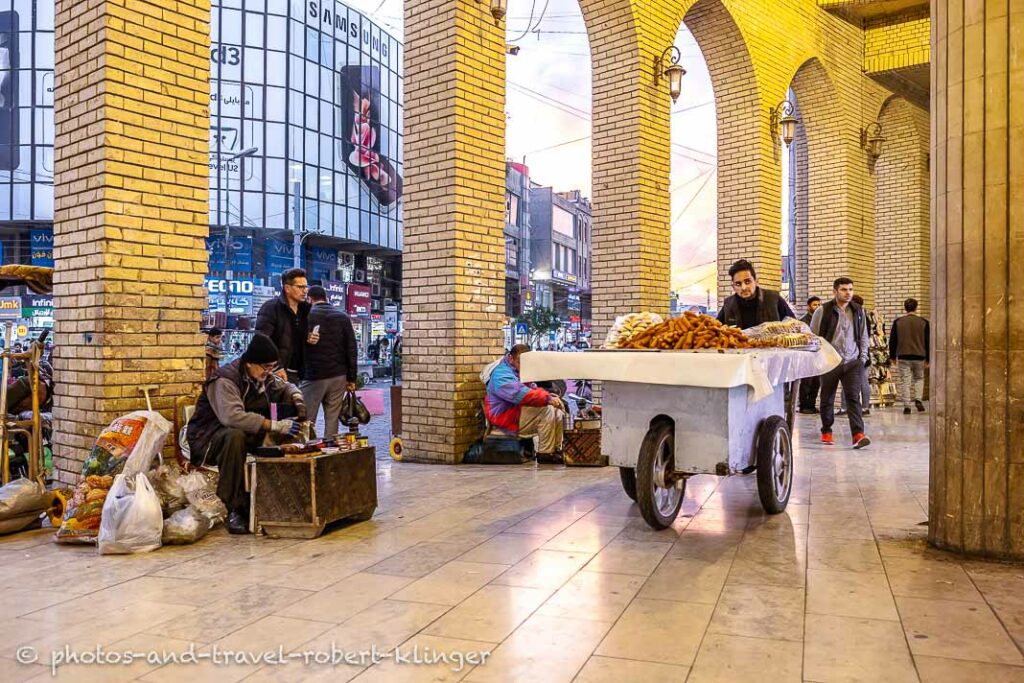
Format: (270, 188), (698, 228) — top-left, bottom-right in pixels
(521, 344), (842, 402)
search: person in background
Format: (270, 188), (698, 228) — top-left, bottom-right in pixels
(839, 295), (873, 416)
(186, 333), (307, 534)
(718, 259), (795, 328)
(889, 297), (930, 415)
(482, 344), (566, 461)
(205, 327), (226, 380)
(256, 267), (318, 384)
(798, 296), (822, 414)
(810, 277), (871, 449)
(302, 285), (358, 438)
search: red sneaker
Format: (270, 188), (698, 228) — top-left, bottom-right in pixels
(821, 432), (833, 445)
(853, 433), (871, 449)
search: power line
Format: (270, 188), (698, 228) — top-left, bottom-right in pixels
(670, 169), (716, 228)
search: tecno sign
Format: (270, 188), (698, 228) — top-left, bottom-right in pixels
(205, 279), (254, 295)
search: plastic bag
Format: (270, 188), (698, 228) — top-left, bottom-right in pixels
(55, 411), (172, 544)
(97, 473), (164, 555)
(147, 465), (187, 516)
(161, 506), (211, 545)
(0, 477), (49, 519)
(743, 318), (821, 350)
(178, 471), (227, 525)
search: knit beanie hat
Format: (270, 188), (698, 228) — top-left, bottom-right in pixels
(241, 333), (279, 365)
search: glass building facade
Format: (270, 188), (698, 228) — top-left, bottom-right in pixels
(0, 0), (403, 336)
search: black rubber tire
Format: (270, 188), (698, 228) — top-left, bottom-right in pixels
(756, 415), (793, 514)
(636, 422), (685, 529)
(619, 467), (637, 501)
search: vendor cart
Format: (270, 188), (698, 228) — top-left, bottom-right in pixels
(521, 345), (840, 529)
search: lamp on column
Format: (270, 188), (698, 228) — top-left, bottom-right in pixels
(860, 122), (885, 160)
(489, 0), (506, 23)
(770, 100), (799, 149)
(654, 45), (686, 103)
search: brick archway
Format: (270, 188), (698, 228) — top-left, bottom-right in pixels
(874, 95), (929, 325)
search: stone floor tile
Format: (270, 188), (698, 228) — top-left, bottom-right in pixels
(391, 561), (509, 606)
(463, 613), (610, 683)
(897, 596), (1024, 665)
(541, 521), (626, 554)
(490, 549), (592, 589)
(536, 571), (645, 622)
(666, 530), (743, 563)
(914, 655), (1024, 682)
(807, 568), (899, 621)
(726, 554), (807, 588)
(364, 541), (477, 578)
(638, 556), (732, 604)
(807, 537), (884, 573)
(884, 557), (985, 602)
(422, 584), (551, 643)
(708, 583), (805, 642)
(594, 597), (713, 666)
(273, 573), (414, 623)
(571, 656), (689, 683)
(582, 538), (671, 576)
(688, 633), (802, 683)
(804, 613), (918, 683)
(0, 655), (50, 682)
(458, 533), (548, 565)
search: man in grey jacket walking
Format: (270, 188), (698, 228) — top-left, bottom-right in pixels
(810, 277), (871, 449)
(889, 298), (930, 415)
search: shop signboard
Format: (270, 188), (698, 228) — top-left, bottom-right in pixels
(0, 296), (21, 320)
(347, 283), (372, 317)
(384, 304), (398, 333)
(311, 247), (338, 275)
(206, 235), (253, 272)
(323, 280), (347, 308)
(30, 228), (53, 268)
(266, 239), (295, 276)
(522, 288), (534, 311)
(205, 278), (254, 314)
(552, 269), (578, 285)
(251, 285), (276, 314)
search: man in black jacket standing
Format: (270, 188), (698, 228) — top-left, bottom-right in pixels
(810, 277), (871, 449)
(717, 259), (795, 329)
(889, 298), (930, 415)
(302, 285), (358, 437)
(256, 268), (318, 383)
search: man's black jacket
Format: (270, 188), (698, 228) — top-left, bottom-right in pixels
(255, 294), (311, 376)
(306, 302), (358, 382)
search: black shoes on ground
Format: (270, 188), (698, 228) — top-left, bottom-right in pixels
(904, 407), (912, 415)
(915, 400), (925, 412)
(227, 511), (251, 535)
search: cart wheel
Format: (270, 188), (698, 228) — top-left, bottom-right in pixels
(636, 422), (684, 529)
(619, 467), (637, 502)
(756, 416), (793, 514)
(389, 436), (403, 462)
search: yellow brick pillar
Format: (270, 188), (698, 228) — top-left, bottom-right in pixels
(874, 96), (929, 324)
(580, 0), (678, 341)
(52, 0), (210, 483)
(401, 0), (506, 462)
(930, 0), (1022, 558)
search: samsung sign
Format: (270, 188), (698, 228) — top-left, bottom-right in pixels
(307, 1), (390, 58)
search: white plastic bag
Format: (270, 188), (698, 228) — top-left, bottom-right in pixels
(97, 473), (163, 555)
(120, 411), (172, 479)
(162, 506), (211, 545)
(178, 471), (227, 525)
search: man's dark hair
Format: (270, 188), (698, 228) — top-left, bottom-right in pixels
(904, 298), (919, 312)
(509, 343), (531, 358)
(281, 268), (306, 286)
(833, 277), (854, 289)
(208, 327), (222, 338)
(307, 285), (327, 302)
(807, 296), (820, 306)
(728, 259), (757, 281)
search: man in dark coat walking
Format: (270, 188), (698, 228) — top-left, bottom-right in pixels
(302, 285), (358, 438)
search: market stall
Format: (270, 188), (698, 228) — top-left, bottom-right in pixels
(521, 313), (841, 529)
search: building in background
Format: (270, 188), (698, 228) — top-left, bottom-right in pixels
(505, 161), (531, 320)
(528, 183), (592, 346)
(0, 0), (403, 357)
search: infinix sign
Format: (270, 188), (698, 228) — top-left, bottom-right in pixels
(306, 1), (390, 58)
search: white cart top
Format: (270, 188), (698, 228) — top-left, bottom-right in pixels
(520, 344), (842, 401)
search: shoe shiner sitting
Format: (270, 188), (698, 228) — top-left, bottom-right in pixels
(186, 333), (307, 534)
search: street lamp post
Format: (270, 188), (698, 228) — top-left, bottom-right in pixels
(219, 146), (259, 317)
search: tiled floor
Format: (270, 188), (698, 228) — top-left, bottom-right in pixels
(4, 407), (1024, 682)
